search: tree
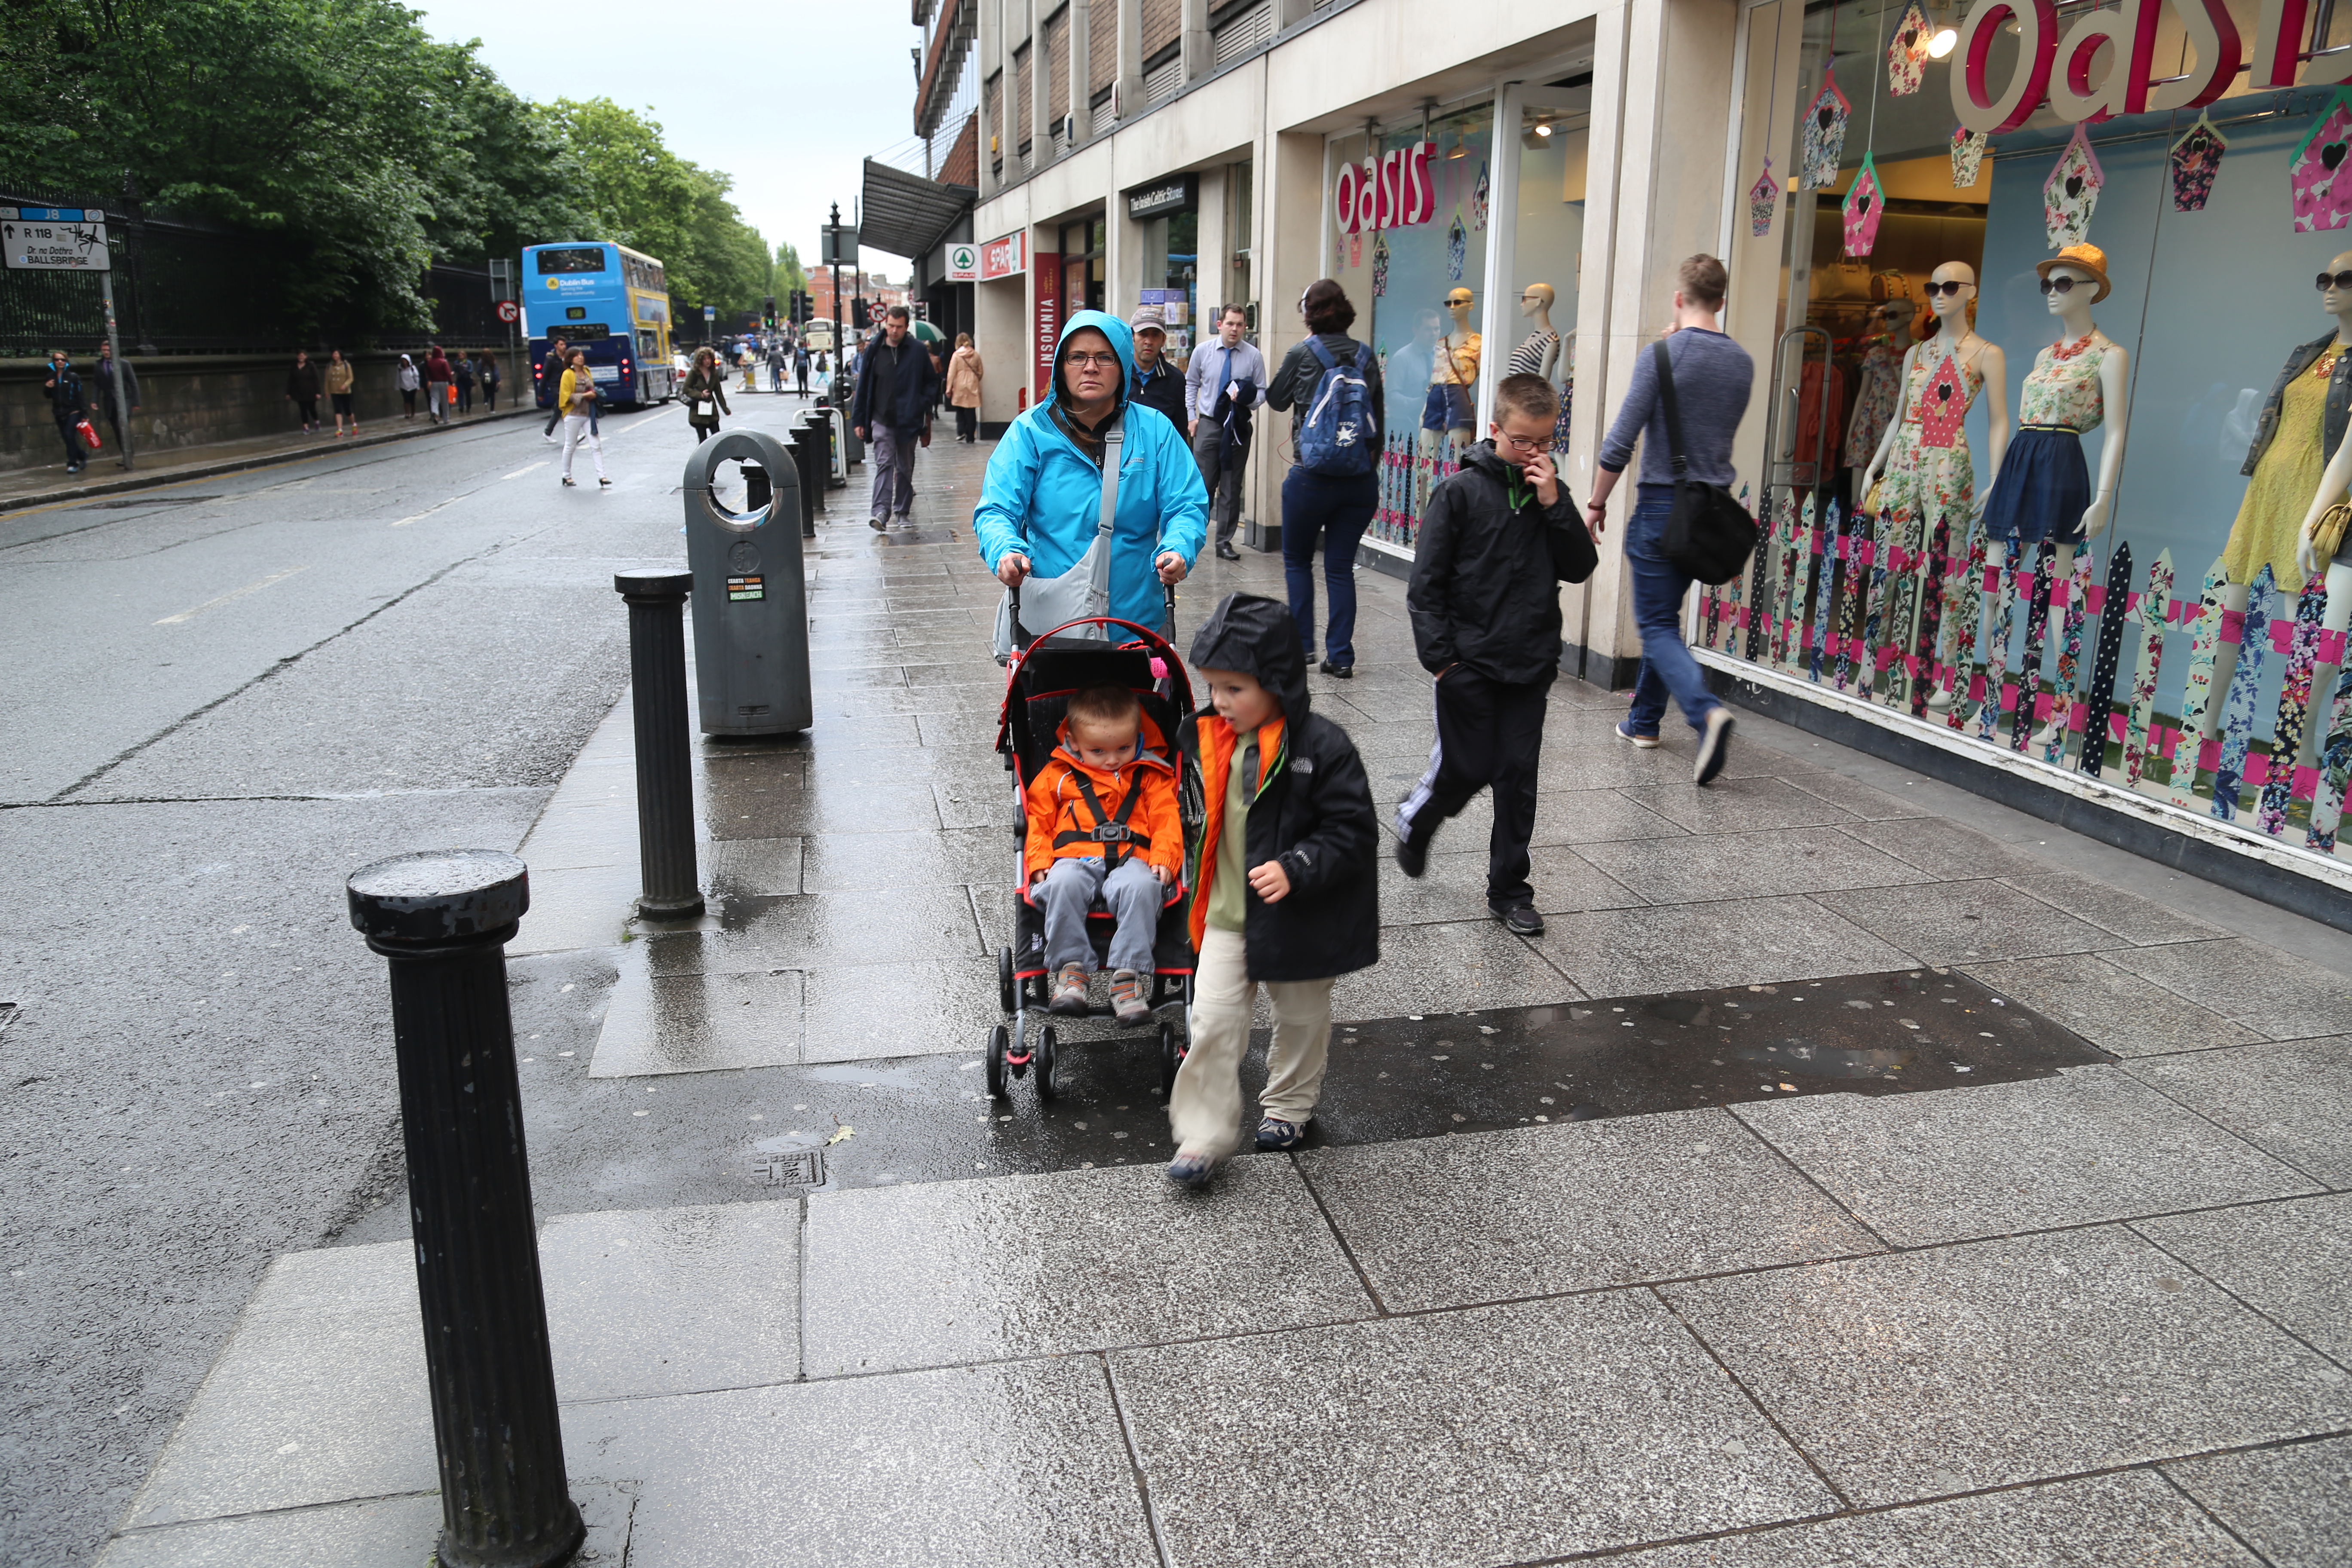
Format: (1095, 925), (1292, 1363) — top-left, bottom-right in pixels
(772, 242), (808, 304)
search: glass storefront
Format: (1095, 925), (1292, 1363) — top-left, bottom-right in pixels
(1138, 207), (1197, 368)
(1720, 0), (2352, 870)
(1060, 217), (1106, 317)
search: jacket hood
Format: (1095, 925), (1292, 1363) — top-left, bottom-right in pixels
(1188, 592), (1310, 723)
(1459, 439), (1516, 481)
(1052, 308), (1133, 412)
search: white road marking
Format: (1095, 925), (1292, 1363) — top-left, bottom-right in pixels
(155, 566), (309, 625)
(390, 496), (461, 528)
(501, 461), (548, 480)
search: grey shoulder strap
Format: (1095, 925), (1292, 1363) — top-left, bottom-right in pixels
(1090, 423), (1124, 600)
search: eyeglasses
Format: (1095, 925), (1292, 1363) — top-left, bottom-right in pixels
(2319, 271), (2352, 291)
(1064, 352), (1120, 369)
(2038, 275), (2083, 295)
(1495, 430), (1549, 453)
(1925, 280), (1969, 297)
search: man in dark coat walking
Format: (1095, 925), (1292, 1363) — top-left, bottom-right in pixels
(850, 304), (941, 530)
(43, 349), (92, 475)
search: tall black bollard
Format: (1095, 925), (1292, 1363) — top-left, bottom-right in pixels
(345, 851), (584, 1568)
(612, 568), (704, 919)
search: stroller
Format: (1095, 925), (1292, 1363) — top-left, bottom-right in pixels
(988, 597), (1204, 1105)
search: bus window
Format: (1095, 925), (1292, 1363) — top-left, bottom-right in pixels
(537, 247), (608, 274)
(637, 328), (660, 361)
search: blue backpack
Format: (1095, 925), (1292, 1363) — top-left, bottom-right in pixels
(1297, 337), (1375, 476)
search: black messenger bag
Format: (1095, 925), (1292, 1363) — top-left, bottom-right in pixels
(1652, 338), (1759, 585)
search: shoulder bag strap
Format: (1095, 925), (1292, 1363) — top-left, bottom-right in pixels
(1089, 419), (1124, 604)
(1651, 337), (1691, 478)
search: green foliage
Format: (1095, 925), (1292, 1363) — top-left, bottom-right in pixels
(772, 242), (808, 303)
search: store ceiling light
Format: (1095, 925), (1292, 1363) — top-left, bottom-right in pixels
(1926, 24), (1958, 57)
(1535, 122), (1553, 137)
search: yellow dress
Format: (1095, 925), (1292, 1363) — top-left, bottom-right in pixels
(2227, 351), (2333, 594)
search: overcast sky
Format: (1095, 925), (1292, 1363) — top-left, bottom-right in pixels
(412, 0), (925, 278)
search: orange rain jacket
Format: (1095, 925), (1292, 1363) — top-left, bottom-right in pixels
(1022, 724), (1185, 888)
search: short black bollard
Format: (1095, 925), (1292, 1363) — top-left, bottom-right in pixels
(787, 420), (821, 530)
(345, 851), (584, 1568)
(612, 568), (704, 919)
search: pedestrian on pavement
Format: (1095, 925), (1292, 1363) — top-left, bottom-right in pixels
(1393, 373), (1598, 937)
(1167, 591), (1378, 1186)
(1127, 306), (1187, 434)
(557, 349), (609, 488)
(396, 354), (420, 419)
(740, 343), (758, 395)
(95, 342), (140, 462)
(1188, 303), (1267, 560)
(479, 351), (501, 411)
(767, 342), (786, 392)
(286, 350), (323, 433)
(794, 343), (811, 395)
(540, 334), (570, 441)
(43, 349), (93, 474)
(453, 352), (476, 416)
(1265, 279), (1384, 678)
(974, 309), (1205, 643)
(683, 347), (731, 444)
(945, 332), (984, 444)
(324, 349), (357, 438)
(850, 304), (941, 531)
(423, 344), (453, 424)
(1586, 254), (1752, 785)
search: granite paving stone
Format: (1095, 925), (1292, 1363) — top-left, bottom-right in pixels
(1617, 773), (1860, 833)
(590, 964), (803, 1076)
(2101, 938), (2352, 1041)
(98, 1478), (638, 1568)
(509, 860), (641, 956)
(1779, 769), (1943, 821)
(1961, 952), (2261, 1058)
(1731, 1068), (2317, 1246)
(2127, 1038), (2352, 1184)
(2001, 870), (2232, 946)
(1298, 1108), (1881, 1310)
(1660, 1226), (2352, 1507)
(1573, 825), (1932, 904)
(1376, 843), (1645, 924)
(1837, 816), (2064, 881)
(802, 1158), (1368, 1374)
(2135, 1194), (2352, 1365)
(1828, 879), (2125, 964)
(700, 834), (803, 898)
(560, 1359), (1158, 1568)
(799, 954), (1006, 1061)
(1534, 894), (1917, 997)
(1329, 917), (1584, 1022)
(643, 885), (983, 976)
(798, 826), (1002, 891)
(1113, 1292), (1837, 1568)
(2163, 1436), (2352, 1568)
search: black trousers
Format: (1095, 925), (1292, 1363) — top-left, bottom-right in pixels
(955, 404), (976, 441)
(57, 416), (84, 466)
(1394, 666), (1550, 906)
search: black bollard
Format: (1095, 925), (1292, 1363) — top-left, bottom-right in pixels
(612, 568), (704, 919)
(345, 851), (584, 1568)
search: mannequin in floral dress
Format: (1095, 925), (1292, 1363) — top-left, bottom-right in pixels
(1857, 261), (2011, 707)
(1841, 299), (1914, 477)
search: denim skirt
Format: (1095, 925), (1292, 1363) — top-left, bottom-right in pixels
(1978, 425), (2090, 545)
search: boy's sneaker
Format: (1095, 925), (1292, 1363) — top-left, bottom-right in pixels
(1491, 901), (1545, 937)
(1049, 962), (1090, 1015)
(1109, 970), (1150, 1026)
(1696, 708), (1736, 786)
(1615, 718), (1661, 749)
(1256, 1116), (1312, 1151)
(1166, 1149), (1218, 1189)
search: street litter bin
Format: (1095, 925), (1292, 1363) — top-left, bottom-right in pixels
(681, 429), (812, 736)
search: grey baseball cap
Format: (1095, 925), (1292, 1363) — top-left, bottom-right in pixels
(1127, 305), (1167, 334)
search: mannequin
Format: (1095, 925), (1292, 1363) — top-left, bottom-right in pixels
(2201, 251), (2352, 768)
(1842, 299), (1915, 478)
(1509, 283), (1562, 381)
(1424, 286), (1481, 436)
(1857, 260), (2011, 705)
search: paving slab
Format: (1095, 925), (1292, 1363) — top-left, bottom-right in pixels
(799, 953), (1001, 1061)
(1572, 825), (1932, 904)
(590, 962), (802, 1077)
(1661, 1227), (2352, 1507)
(798, 825), (1002, 891)
(801, 1157), (1368, 1374)
(1617, 773), (1861, 833)
(1375, 843), (1645, 925)
(1731, 1068), (2317, 1246)
(2164, 1436), (2352, 1568)
(642, 885), (982, 977)
(2127, 1038), (2352, 1184)
(2135, 1193), (2352, 1365)
(1298, 1107), (1881, 1310)
(701, 834), (803, 897)
(2102, 938), (2352, 1041)
(1533, 894), (1916, 996)
(510, 860), (640, 956)
(98, 1481), (637, 1568)
(1779, 769), (1944, 821)
(1962, 952), (2262, 1058)
(560, 1357), (1159, 1568)
(2002, 870), (2231, 946)
(1329, 916), (1584, 1020)
(1829, 879), (2128, 964)
(1837, 816), (2065, 881)
(1112, 1292), (1838, 1568)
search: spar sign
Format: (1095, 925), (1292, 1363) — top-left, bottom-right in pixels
(1335, 141), (1438, 234)
(1952, 0), (2352, 134)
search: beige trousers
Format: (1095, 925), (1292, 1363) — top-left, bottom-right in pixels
(1169, 925), (1336, 1160)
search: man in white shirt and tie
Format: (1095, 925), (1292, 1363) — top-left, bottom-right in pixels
(1186, 303), (1267, 560)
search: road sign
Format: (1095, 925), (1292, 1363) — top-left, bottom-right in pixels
(946, 242), (979, 282)
(703, 304), (716, 319)
(821, 225), (859, 267)
(495, 300), (520, 324)
(1, 207), (110, 271)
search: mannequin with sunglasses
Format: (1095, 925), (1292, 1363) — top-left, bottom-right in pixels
(1422, 286), (1482, 437)
(1857, 260), (2010, 707)
(1507, 282), (1562, 382)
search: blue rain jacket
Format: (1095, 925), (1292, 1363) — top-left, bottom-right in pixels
(973, 309), (1208, 630)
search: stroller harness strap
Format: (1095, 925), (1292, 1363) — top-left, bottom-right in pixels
(1054, 769), (1152, 865)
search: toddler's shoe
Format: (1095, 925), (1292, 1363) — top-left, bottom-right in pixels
(1049, 962), (1090, 1015)
(1256, 1116), (1312, 1151)
(1166, 1148), (1218, 1189)
(1109, 970), (1150, 1026)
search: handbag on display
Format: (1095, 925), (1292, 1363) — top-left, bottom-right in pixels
(2315, 499), (2351, 562)
(992, 416), (1125, 658)
(1651, 338), (1759, 585)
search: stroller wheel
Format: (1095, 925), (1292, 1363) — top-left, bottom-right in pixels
(1035, 1026), (1061, 1101)
(997, 946), (1016, 1015)
(986, 1024), (1009, 1099)
(1158, 1022), (1186, 1099)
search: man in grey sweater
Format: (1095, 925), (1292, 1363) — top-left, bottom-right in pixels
(1585, 254), (1753, 786)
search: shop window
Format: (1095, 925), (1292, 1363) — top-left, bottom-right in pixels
(1140, 206), (1199, 368)
(1228, 159), (1256, 337)
(1060, 217), (1106, 317)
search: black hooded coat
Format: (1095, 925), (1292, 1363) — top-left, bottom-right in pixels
(1182, 594), (1380, 983)
(1406, 440), (1598, 684)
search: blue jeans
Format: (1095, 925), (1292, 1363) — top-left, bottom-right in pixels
(1625, 492), (1724, 737)
(1280, 466), (1377, 666)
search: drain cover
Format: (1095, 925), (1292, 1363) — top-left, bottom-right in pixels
(750, 1148), (823, 1187)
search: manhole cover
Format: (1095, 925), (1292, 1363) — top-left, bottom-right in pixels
(750, 1148), (823, 1187)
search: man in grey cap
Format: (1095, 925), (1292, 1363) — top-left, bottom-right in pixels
(1127, 304), (1188, 433)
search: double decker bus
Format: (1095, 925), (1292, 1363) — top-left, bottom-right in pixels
(521, 241), (681, 407)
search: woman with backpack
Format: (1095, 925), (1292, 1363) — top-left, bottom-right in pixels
(1265, 279), (1383, 677)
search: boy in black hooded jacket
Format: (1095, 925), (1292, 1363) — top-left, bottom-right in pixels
(1168, 593), (1379, 1187)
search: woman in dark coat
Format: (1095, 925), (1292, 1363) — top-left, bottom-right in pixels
(682, 347), (731, 443)
(1265, 279), (1385, 678)
(285, 351), (324, 433)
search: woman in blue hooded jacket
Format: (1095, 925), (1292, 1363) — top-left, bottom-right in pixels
(974, 309), (1208, 633)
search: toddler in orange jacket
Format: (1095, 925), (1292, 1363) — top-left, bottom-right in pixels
(1025, 685), (1184, 1024)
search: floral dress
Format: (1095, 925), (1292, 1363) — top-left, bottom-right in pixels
(1842, 340), (1904, 468)
(1876, 341), (1988, 530)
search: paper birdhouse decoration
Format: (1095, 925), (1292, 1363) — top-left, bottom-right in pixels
(2044, 124), (2104, 248)
(2291, 89), (2352, 233)
(1749, 159), (1778, 238)
(2170, 115), (2228, 213)
(1951, 126), (1988, 188)
(1471, 161), (1489, 231)
(1371, 229), (1389, 297)
(1799, 70), (1851, 190)
(1888, 2), (1932, 97)
(1918, 354), (1968, 448)
(1843, 152), (1885, 257)
(1445, 212), (1466, 280)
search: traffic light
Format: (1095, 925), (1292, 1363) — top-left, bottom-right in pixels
(852, 297), (870, 330)
(763, 294), (777, 329)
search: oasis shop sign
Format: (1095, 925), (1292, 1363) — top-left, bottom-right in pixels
(1953, 0), (2351, 134)
(1334, 141), (1439, 233)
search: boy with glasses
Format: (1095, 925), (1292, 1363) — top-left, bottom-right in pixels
(1395, 374), (1597, 936)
